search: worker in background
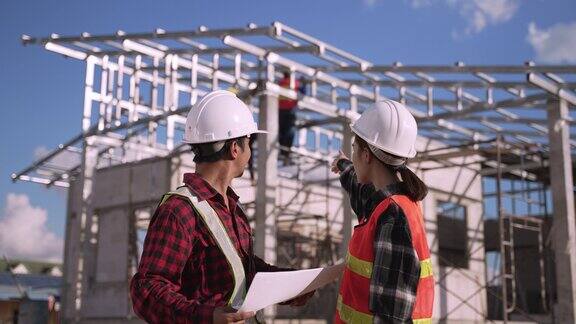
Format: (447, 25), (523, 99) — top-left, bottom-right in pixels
(131, 90), (313, 324)
(278, 71), (307, 164)
(331, 100), (434, 323)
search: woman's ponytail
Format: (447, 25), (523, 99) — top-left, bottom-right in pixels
(397, 166), (428, 201)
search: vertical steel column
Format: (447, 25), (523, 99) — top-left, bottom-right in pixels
(349, 88), (358, 113)
(255, 67), (278, 264)
(114, 55), (125, 123)
(129, 55), (142, 125)
(212, 54), (220, 90)
(190, 54), (198, 105)
(255, 66), (279, 321)
(496, 135), (508, 323)
(98, 56), (109, 131)
(105, 58), (115, 125)
(340, 118), (353, 258)
(547, 97), (576, 323)
(427, 87), (434, 117)
(165, 54), (178, 150)
(149, 57), (160, 147)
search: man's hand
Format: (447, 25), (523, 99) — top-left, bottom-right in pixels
(213, 306), (255, 324)
(331, 150), (349, 175)
(279, 290), (315, 307)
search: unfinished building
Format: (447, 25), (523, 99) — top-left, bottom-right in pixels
(13, 22), (576, 323)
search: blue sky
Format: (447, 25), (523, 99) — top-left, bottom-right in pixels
(0, 0), (575, 262)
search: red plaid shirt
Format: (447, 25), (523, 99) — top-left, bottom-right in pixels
(130, 173), (286, 323)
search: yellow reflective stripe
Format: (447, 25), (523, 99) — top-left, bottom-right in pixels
(160, 194), (171, 205)
(346, 253), (373, 278)
(420, 258), (433, 279)
(337, 295), (373, 324)
(413, 318), (432, 324)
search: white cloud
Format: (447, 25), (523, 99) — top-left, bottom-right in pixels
(370, 0), (520, 37)
(363, 0), (379, 7)
(454, 0), (519, 36)
(527, 21), (576, 64)
(0, 193), (64, 262)
(475, 0), (518, 23)
(406, 0), (433, 8)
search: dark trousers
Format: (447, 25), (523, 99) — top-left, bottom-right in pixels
(248, 136), (255, 181)
(279, 109), (296, 157)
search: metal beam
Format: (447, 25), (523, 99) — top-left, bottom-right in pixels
(479, 161), (547, 177)
(312, 65), (576, 74)
(340, 118), (353, 260)
(22, 25), (273, 46)
(75, 44), (319, 58)
(458, 115), (568, 126)
(418, 94), (548, 122)
(342, 79), (576, 90)
(528, 73), (576, 107)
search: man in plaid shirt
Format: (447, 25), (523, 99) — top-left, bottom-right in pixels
(130, 91), (312, 323)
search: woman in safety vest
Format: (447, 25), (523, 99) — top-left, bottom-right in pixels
(331, 100), (434, 323)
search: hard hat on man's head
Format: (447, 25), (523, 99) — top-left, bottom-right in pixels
(350, 100), (418, 159)
(183, 90), (267, 144)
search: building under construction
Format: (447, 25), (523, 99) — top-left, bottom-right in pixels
(12, 22), (576, 323)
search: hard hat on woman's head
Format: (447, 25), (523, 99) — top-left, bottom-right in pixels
(350, 100), (418, 160)
(183, 90), (267, 144)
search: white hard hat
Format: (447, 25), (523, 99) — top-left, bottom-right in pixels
(350, 100), (418, 159)
(183, 90), (267, 144)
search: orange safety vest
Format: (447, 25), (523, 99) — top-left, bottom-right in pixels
(278, 77), (300, 110)
(335, 195), (434, 324)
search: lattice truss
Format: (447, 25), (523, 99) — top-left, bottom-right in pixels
(12, 21), (576, 187)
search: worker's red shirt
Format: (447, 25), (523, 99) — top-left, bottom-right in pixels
(279, 77), (301, 110)
(131, 173), (285, 323)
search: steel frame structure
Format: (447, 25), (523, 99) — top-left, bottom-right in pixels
(14, 22), (576, 187)
(12, 22), (576, 323)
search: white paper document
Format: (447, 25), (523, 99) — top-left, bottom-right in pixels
(238, 262), (345, 312)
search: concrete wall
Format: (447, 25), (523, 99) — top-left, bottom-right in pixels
(416, 137), (487, 323)
(62, 176), (83, 320)
(65, 155), (194, 322)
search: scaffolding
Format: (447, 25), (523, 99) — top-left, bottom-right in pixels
(12, 22), (576, 323)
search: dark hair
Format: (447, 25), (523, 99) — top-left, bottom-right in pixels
(282, 71), (290, 79)
(355, 135), (428, 201)
(191, 136), (247, 163)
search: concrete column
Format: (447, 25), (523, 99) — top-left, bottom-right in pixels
(255, 85), (279, 322)
(78, 140), (99, 320)
(62, 57), (99, 322)
(547, 97), (576, 323)
(340, 119), (353, 258)
(61, 138), (99, 322)
(255, 90), (278, 265)
(61, 177), (82, 321)
(83, 207), (130, 318)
